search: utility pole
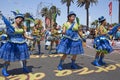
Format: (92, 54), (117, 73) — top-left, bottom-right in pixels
(118, 0), (120, 23)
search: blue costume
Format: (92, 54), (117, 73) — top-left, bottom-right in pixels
(92, 16), (120, 66)
(57, 11), (84, 70)
(0, 14), (30, 76)
(93, 24), (120, 54)
(0, 15), (29, 62)
(57, 22), (84, 55)
(93, 35), (113, 54)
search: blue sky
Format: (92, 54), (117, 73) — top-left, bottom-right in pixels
(0, 0), (119, 27)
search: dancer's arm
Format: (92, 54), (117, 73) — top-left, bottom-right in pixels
(1, 15), (15, 33)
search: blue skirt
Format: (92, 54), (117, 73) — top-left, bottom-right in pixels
(57, 37), (84, 55)
(93, 36), (113, 53)
(0, 42), (30, 62)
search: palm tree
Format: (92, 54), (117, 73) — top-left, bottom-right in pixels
(50, 6), (61, 23)
(91, 20), (98, 28)
(41, 7), (50, 28)
(61, 0), (74, 15)
(77, 0), (98, 30)
(41, 6), (60, 28)
(24, 12), (34, 32)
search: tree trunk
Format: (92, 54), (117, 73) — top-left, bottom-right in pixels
(118, 0), (120, 23)
(50, 13), (52, 28)
(50, 18), (52, 28)
(86, 8), (89, 30)
(45, 17), (47, 29)
(67, 6), (70, 15)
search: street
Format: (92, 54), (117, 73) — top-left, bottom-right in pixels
(0, 39), (120, 80)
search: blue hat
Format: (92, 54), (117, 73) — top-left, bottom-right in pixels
(68, 11), (76, 17)
(15, 14), (24, 20)
(98, 16), (106, 22)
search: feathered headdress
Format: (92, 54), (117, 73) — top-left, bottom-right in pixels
(11, 10), (24, 20)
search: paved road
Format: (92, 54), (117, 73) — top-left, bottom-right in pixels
(0, 40), (120, 80)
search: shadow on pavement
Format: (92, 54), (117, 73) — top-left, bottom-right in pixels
(62, 63), (83, 70)
(8, 66), (34, 75)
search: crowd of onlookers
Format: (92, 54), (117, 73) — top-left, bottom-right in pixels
(88, 26), (120, 41)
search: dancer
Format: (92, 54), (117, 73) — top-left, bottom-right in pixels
(92, 16), (120, 66)
(57, 11), (84, 70)
(0, 12), (34, 76)
(31, 19), (44, 54)
(44, 27), (52, 50)
(50, 23), (61, 53)
(0, 29), (7, 47)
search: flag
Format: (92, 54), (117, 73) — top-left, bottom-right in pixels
(109, 1), (112, 16)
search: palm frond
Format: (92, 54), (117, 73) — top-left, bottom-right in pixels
(76, 17), (80, 25)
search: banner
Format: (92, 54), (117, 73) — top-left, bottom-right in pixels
(109, 1), (112, 16)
